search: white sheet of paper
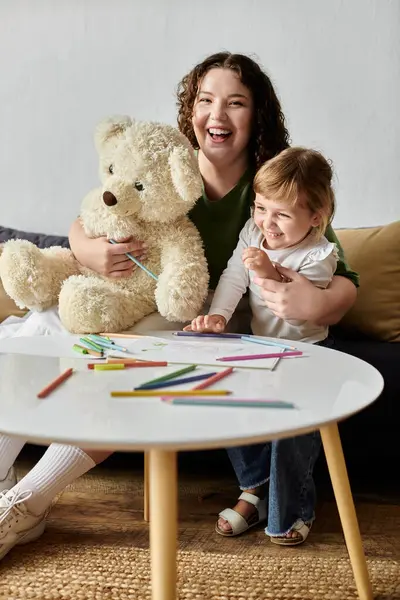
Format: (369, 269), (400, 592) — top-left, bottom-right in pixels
(119, 338), (284, 370)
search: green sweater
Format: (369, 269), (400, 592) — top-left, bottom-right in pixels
(189, 169), (359, 290)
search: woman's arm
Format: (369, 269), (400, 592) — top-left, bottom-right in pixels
(254, 270), (357, 326)
(68, 218), (145, 278)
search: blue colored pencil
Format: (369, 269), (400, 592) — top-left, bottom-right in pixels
(135, 372), (217, 391)
(173, 331), (242, 339)
(109, 239), (158, 281)
(89, 334), (116, 345)
(241, 335), (297, 351)
(87, 335), (127, 353)
(164, 397), (295, 409)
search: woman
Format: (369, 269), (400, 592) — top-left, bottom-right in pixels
(69, 53), (358, 544)
(0, 53), (358, 561)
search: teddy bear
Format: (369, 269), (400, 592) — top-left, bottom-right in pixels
(0, 116), (209, 334)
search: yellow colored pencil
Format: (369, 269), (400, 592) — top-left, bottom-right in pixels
(110, 390), (232, 397)
(94, 364), (125, 371)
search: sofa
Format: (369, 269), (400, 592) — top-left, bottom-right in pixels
(1, 221), (399, 475)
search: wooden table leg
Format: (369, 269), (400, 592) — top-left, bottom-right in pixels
(144, 451), (150, 522)
(320, 422), (373, 600)
(149, 449), (177, 600)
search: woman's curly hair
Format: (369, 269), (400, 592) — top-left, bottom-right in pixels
(177, 52), (290, 169)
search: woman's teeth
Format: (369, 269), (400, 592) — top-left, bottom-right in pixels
(208, 128), (232, 139)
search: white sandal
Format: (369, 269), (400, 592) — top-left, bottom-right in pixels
(269, 519), (312, 546)
(215, 491), (267, 537)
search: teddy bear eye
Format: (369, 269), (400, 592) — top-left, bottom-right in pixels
(108, 165), (114, 174)
(134, 181), (144, 191)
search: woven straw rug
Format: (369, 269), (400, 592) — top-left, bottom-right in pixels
(0, 463), (399, 600)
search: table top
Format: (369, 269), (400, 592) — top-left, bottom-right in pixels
(0, 332), (384, 451)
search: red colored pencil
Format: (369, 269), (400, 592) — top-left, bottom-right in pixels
(37, 368), (74, 399)
(192, 367), (234, 390)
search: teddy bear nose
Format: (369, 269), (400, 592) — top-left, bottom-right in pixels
(103, 191), (118, 206)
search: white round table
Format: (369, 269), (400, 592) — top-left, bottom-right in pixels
(0, 332), (384, 600)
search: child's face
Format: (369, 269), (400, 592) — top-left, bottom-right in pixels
(192, 68), (253, 167)
(254, 193), (321, 250)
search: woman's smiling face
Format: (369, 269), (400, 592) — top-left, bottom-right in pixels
(192, 68), (254, 167)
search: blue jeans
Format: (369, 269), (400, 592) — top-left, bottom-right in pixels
(226, 337), (333, 536)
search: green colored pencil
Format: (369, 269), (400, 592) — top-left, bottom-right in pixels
(80, 337), (104, 353)
(138, 364), (197, 387)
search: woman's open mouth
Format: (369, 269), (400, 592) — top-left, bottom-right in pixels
(207, 128), (232, 143)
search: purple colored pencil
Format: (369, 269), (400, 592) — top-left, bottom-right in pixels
(216, 351), (303, 362)
(173, 331), (242, 339)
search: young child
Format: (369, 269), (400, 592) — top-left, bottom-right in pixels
(186, 146), (338, 544)
(187, 146), (338, 345)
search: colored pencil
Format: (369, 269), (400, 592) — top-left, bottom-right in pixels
(100, 333), (148, 339)
(193, 367), (234, 390)
(93, 364), (125, 371)
(75, 341), (103, 357)
(80, 337), (105, 353)
(107, 358), (167, 366)
(73, 344), (89, 355)
(173, 331), (242, 339)
(111, 389), (231, 397)
(87, 335), (128, 353)
(89, 361), (167, 369)
(89, 334), (116, 345)
(241, 336), (297, 351)
(37, 368), (74, 399)
(107, 357), (138, 364)
(137, 364), (197, 387)
(164, 397), (295, 409)
(135, 372), (217, 390)
(217, 351), (303, 362)
(109, 239), (158, 281)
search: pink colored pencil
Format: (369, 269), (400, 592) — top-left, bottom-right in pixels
(217, 351), (303, 362)
(37, 368), (74, 399)
(193, 367), (234, 390)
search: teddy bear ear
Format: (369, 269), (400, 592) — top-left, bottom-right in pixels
(168, 145), (203, 204)
(94, 116), (133, 151)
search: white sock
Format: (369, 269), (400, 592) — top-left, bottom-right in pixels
(15, 443), (96, 515)
(0, 434), (25, 480)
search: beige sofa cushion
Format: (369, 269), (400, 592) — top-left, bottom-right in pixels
(336, 221), (400, 342)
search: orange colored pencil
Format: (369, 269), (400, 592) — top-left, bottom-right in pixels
(37, 368), (74, 399)
(107, 358), (139, 364)
(193, 367), (234, 390)
(99, 333), (146, 339)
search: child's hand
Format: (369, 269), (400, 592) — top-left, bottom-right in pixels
(183, 314), (227, 333)
(242, 247), (280, 280)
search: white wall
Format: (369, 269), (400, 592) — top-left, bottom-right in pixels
(0, 0), (399, 235)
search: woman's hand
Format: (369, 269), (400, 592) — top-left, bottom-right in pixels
(254, 267), (323, 321)
(254, 266), (357, 325)
(242, 247), (281, 281)
(85, 236), (147, 278)
(183, 314), (227, 333)
(69, 220), (146, 278)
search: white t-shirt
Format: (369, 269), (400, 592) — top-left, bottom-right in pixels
(209, 218), (338, 344)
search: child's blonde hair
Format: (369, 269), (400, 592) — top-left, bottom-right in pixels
(253, 147), (335, 239)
